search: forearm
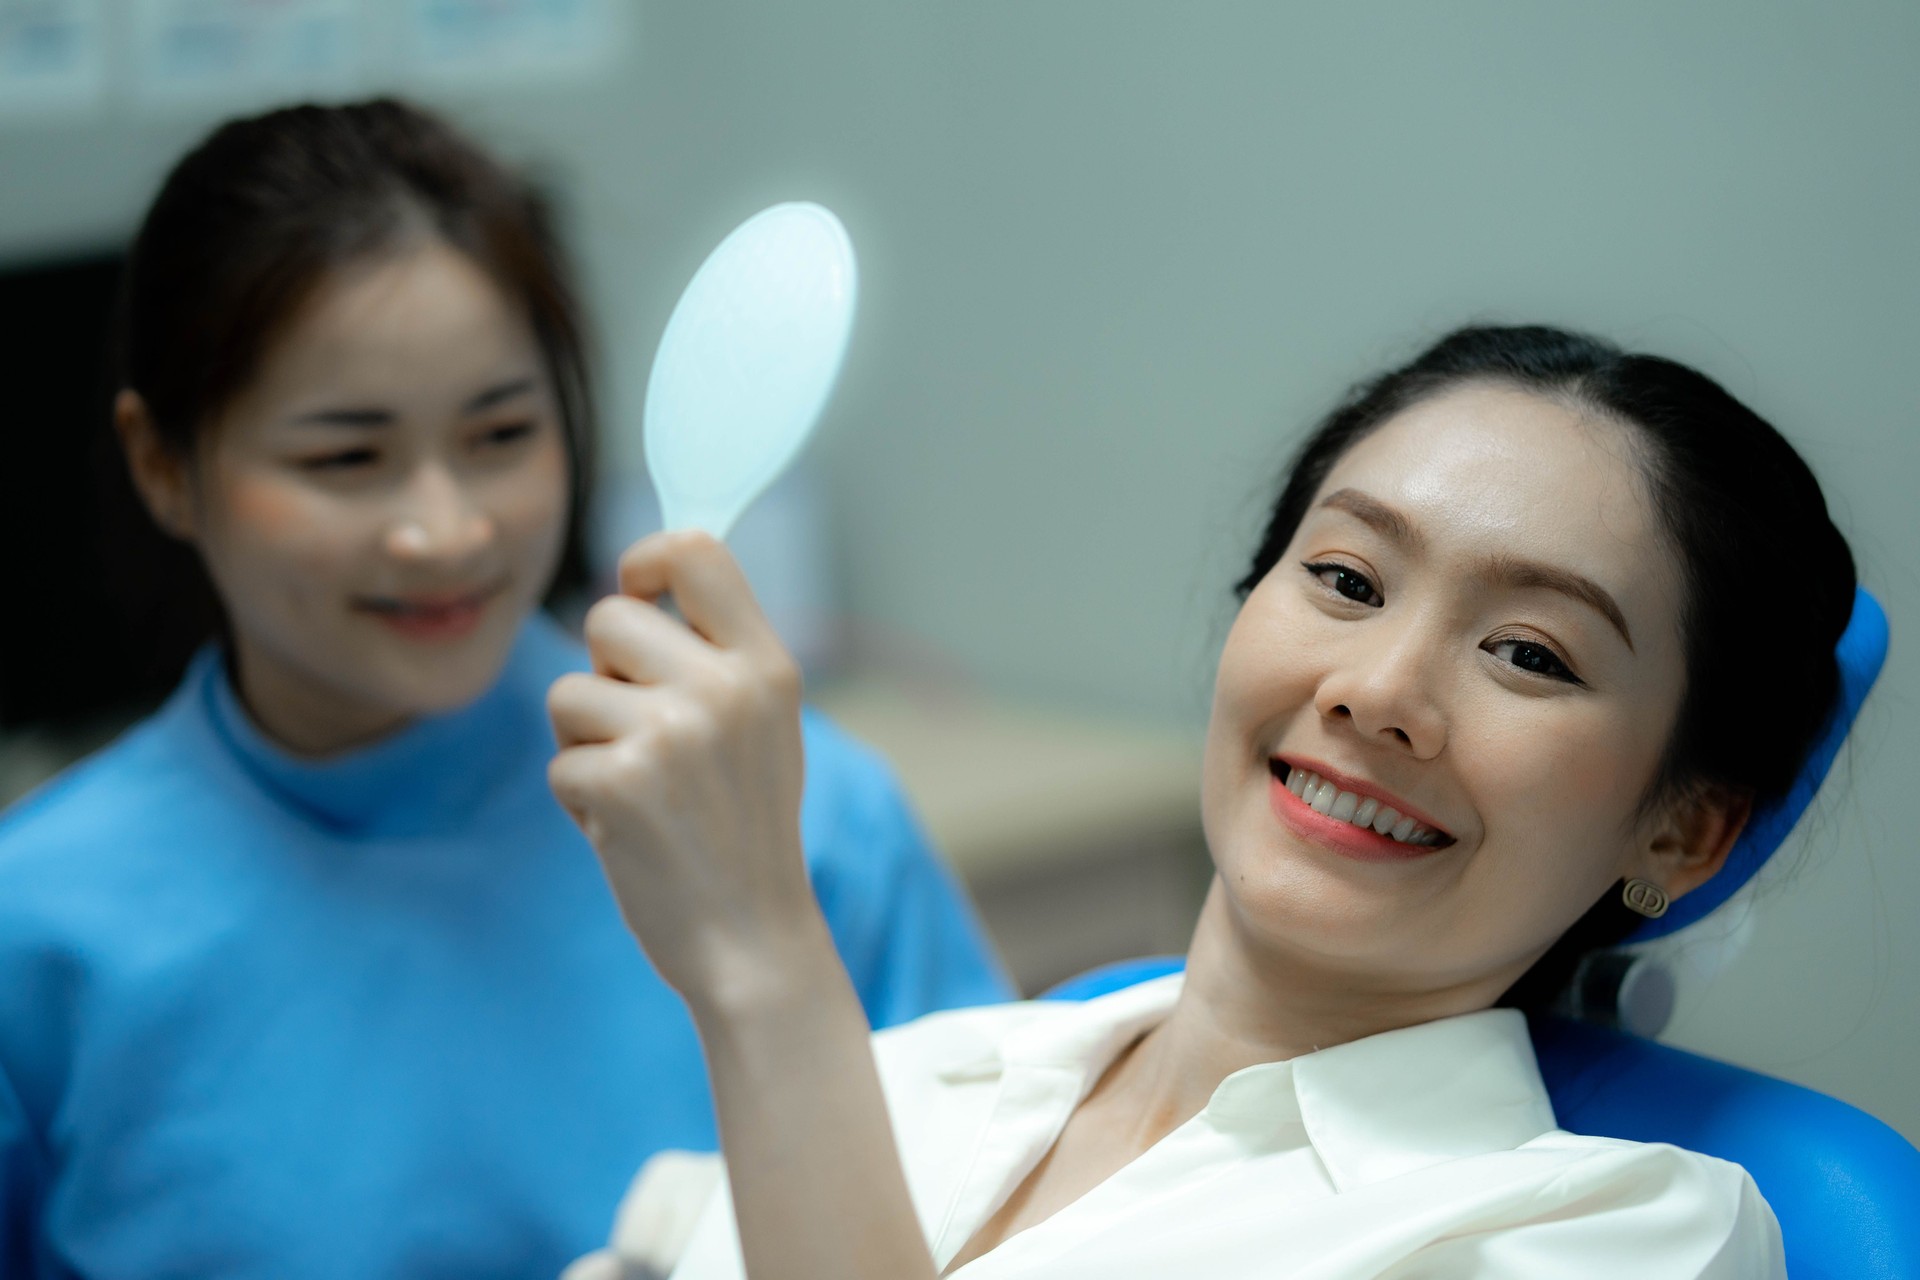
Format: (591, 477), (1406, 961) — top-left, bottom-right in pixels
(689, 931), (938, 1280)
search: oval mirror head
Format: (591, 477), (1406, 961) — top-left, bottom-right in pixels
(644, 202), (858, 540)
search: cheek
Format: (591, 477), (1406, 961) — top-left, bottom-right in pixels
(1202, 596), (1317, 822)
(225, 477), (312, 538)
(1482, 701), (1656, 830)
(1462, 700), (1663, 913)
(203, 472), (371, 586)
(482, 438), (570, 549)
(1211, 589), (1328, 747)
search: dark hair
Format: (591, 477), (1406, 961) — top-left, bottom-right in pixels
(1239, 324), (1856, 1008)
(112, 96), (594, 632)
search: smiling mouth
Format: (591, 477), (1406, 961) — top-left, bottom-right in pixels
(1270, 760), (1455, 848)
(352, 583), (506, 638)
(356, 585), (501, 613)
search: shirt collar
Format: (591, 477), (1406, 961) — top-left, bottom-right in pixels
(1287, 1002), (1557, 1188)
(197, 614), (581, 838)
(943, 974), (1557, 1188)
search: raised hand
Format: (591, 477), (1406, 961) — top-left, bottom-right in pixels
(546, 530), (939, 1280)
(547, 530), (824, 1013)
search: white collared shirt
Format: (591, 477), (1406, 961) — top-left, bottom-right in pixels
(648, 976), (1783, 1279)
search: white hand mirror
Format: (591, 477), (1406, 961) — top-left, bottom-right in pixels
(644, 202), (858, 539)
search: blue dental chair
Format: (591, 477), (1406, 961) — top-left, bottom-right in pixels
(1047, 588), (1917, 1280)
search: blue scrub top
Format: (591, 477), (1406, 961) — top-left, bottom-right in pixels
(0, 615), (1011, 1279)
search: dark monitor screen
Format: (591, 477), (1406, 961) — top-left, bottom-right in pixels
(0, 251), (219, 731)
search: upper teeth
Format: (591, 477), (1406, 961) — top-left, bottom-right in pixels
(1282, 768), (1444, 846)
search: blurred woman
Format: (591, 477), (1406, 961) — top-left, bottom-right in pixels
(0, 99), (1008, 1280)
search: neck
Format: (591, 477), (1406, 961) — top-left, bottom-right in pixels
(228, 637), (412, 758)
(1111, 880), (1514, 1138)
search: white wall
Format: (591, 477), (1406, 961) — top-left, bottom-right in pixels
(4, 1), (1915, 1141)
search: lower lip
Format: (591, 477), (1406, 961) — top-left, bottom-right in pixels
(357, 595), (494, 643)
(1268, 772), (1451, 863)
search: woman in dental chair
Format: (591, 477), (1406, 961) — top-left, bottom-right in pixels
(551, 324), (1865, 1278)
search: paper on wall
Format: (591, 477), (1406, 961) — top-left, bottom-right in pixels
(0, 0), (106, 115)
(398, 0), (624, 82)
(130, 0), (360, 106)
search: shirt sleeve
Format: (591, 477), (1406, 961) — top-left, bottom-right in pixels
(800, 711), (1015, 1028)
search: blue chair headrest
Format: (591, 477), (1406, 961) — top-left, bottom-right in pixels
(1628, 585), (1889, 942)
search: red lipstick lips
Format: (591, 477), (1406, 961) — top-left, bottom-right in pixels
(1266, 758), (1454, 864)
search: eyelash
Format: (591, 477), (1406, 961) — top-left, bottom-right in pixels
(299, 448), (378, 472)
(1302, 560), (1384, 608)
(480, 421), (535, 447)
(1485, 636), (1582, 685)
(1298, 560), (1585, 686)
(296, 422), (533, 472)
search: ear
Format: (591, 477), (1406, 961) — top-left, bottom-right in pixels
(115, 389), (197, 540)
(1636, 784), (1752, 903)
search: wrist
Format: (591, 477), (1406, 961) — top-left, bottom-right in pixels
(682, 914), (849, 1029)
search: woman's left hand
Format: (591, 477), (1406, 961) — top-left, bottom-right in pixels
(547, 530), (825, 1014)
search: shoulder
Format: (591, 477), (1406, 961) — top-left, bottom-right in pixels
(0, 710), (203, 875)
(0, 680), (258, 943)
(1523, 1127), (1765, 1196)
(1521, 1132), (1782, 1260)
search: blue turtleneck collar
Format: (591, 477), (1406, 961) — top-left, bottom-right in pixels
(195, 615), (584, 839)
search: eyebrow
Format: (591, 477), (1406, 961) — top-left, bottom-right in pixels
(288, 406), (392, 428)
(1315, 487), (1636, 651)
(1479, 555), (1635, 651)
(285, 377), (538, 428)
(462, 376), (537, 414)
(1320, 488), (1424, 549)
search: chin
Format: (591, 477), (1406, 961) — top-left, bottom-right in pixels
(409, 653), (512, 712)
(1215, 836), (1436, 961)
(365, 629), (518, 716)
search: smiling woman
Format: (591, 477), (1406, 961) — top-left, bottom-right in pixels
(121, 237), (573, 752)
(110, 104), (586, 753)
(555, 324), (1857, 1280)
(1231, 326), (1855, 1009)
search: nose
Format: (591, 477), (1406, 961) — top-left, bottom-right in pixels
(383, 463), (494, 563)
(1313, 613), (1448, 759)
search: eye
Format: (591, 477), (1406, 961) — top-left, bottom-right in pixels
(1301, 560), (1383, 607)
(476, 421), (536, 449)
(298, 448), (379, 472)
(1486, 637), (1583, 685)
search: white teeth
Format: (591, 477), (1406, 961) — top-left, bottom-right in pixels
(1309, 781), (1338, 815)
(1279, 767), (1443, 846)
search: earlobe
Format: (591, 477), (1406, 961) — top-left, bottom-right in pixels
(1641, 785), (1752, 902)
(115, 389), (196, 540)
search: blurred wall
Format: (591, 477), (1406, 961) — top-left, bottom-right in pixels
(3, 2), (1915, 1140)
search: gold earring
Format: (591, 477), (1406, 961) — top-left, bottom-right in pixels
(1622, 877), (1670, 919)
